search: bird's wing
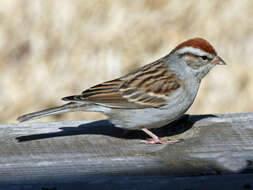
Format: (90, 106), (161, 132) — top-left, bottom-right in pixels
(62, 60), (182, 109)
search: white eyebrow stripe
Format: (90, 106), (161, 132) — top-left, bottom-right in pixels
(175, 47), (211, 57)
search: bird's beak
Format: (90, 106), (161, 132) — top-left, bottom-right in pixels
(211, 56), (226, 65)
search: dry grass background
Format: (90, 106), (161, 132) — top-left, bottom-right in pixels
(0, 0), (253, 123)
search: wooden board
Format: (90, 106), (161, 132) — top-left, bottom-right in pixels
(0, 113), (253, 189)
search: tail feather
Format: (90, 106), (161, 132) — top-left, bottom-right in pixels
(17, 102), (85, 122)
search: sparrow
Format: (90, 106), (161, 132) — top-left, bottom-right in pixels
(18, 37), (226, 144)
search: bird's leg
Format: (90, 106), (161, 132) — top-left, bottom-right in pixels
(141, 128), (168, 144)
(141, 128), (180, 145)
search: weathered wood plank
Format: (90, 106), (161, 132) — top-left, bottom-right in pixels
(0, 113), (253, 187)
(0, 174), (252, 190)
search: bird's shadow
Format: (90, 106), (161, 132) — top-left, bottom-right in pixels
(16, 114), (217, 142)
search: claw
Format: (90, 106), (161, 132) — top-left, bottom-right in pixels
(142, 138), (179, 145)
(141, 127), (180, 145)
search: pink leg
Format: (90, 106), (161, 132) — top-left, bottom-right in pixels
(141, 128), (178, 145)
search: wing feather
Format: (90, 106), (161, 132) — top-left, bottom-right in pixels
(63, 60), (182, 109)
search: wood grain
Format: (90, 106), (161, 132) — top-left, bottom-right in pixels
(1, 113), (253, 189)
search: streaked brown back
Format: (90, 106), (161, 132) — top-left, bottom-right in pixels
(64, 60), (182, 109)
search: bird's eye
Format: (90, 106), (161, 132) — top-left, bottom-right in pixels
(201, 56), (208, 60)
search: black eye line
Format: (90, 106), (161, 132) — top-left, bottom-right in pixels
(179, 53), (211, 61)
(201, 55), (208, 60)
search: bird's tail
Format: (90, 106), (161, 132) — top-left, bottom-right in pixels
(17, 102), (86, 122)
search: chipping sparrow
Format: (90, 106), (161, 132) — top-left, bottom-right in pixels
(18, 37), (225, 144)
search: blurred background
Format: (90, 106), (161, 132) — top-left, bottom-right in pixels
(0, 0), (253, 123)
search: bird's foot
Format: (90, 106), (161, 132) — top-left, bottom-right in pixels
(141, 127), (180, 145)
(142, 138), (179, 145)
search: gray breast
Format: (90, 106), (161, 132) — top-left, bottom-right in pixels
(108, 76), (200, 130)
